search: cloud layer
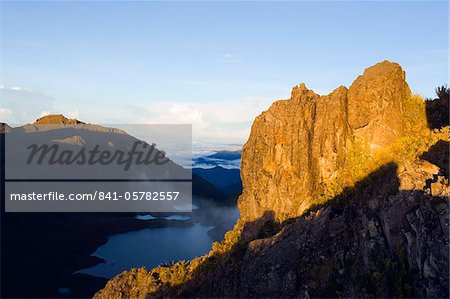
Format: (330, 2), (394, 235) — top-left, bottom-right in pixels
(0, 86), (82, 125)
(138, 95), (276, 143)
(0, 86), (55, 124)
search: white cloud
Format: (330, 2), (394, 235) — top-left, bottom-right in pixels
(219, 54), (242, 64)
(39, 110), (50, 117)
(0, 85), (55, 124)
(67, 109), (80, 119)
(139, 103), (209, 133)
(0, 108), (14, 123)
(137, 95), (276, 143)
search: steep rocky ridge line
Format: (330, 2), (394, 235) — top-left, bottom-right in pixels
(239, 60), (426, 221)
(94, 61), (449, 298)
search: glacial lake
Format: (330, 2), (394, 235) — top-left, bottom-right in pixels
(78, 223), (214, 278)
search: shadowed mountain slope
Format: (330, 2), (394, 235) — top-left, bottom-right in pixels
(193, 166), (242, 199)
(0, 116), (231, 298)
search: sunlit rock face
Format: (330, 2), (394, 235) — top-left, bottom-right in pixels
(238, 61), (427, 221)
(348, 61), (414, 149)
(34, 114), (84, 124)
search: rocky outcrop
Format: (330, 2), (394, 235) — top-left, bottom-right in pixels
(239, 84), (351, 221)
(239, 162), (449, 298)
(94, 61), (449, 298)
(239, 61), (427, 221)
(348, 60), (413, 148)
(34, 114), (84, 124)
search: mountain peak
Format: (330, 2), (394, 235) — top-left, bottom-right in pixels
(239, 60), (428, 221)
(362, 60), (406, 80)
(34, 114), (84, 125)
(290, 82), (318, 100)
(348, 60), (413, 148)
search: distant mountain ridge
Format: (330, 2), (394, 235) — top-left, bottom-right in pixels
(193, 150), (241, 169)
(3, 115), (229, 204)
(206, 150), (241, 161)
(192, 166), (242, 199)
(0, 115), (235, 298)
(35, 114), (84, 124)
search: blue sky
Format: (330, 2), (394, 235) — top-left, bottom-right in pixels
(0, 1), (448, 144)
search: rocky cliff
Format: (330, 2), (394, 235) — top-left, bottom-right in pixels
(94, 61), (449, 298)
(34, 114), (84, 125)
(239, 61), (427, 221)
